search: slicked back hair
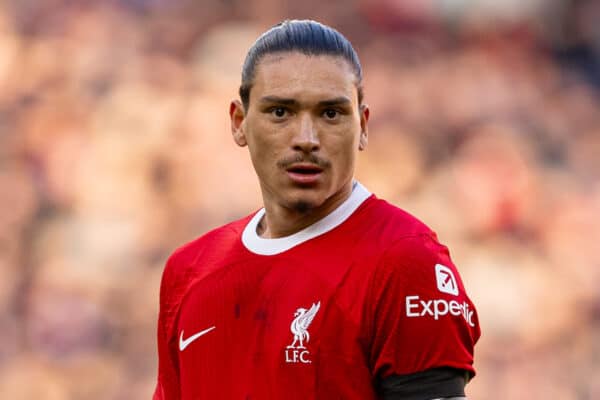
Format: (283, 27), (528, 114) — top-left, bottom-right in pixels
(239, 20), (363, 110)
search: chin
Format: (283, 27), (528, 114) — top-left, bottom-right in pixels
(290, 199), (316, 214)
(280, 183), (331, 214)
(284, 189), (324, 214)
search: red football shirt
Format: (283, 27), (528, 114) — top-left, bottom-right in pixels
(154, 183), (480, 399)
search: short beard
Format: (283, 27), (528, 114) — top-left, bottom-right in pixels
(291, 199), (314, 214)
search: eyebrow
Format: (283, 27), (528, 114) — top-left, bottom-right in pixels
(259, 96), (298, 106)
(318, 97), (352, 107)
(259, 96), (352, 107)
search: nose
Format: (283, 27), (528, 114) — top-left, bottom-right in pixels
(292, 114), (320, 152)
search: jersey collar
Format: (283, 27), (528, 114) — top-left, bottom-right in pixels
(241, 181), (371, 255)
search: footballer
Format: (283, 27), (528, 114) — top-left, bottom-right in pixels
(153, 19), (480, 400)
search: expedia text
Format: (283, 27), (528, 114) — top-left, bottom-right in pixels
(405, 295), (475, 327)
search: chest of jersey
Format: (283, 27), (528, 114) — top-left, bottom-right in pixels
(175, 251), (377, 399)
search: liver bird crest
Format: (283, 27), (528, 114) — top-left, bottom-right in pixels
(287, 301), (320, 349)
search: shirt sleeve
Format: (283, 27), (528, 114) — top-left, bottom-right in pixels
(367, 233), (480, 383)
(153, 255), (183, 400)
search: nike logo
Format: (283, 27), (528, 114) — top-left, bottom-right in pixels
(179, 326), (216, 351)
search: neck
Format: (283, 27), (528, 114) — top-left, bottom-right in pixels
(258, 182), (354, 238)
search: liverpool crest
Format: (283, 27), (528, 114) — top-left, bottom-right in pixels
(285, 301), (320, 364)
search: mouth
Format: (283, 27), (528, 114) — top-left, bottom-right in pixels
(285, 163), (324, 185)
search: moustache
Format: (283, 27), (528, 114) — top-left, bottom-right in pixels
(277, 154), (331, 169)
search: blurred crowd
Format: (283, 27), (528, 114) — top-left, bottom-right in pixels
(0, 0), (599, 399)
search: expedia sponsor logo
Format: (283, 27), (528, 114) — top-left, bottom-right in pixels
(405, 295), (476, 327)
(435, 264), (459, 296)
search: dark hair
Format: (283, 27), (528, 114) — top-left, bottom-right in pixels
(239, 19), (363, 110)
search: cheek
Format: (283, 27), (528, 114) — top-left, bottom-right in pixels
(331, 131), (361, 171)
(326, 142), (358, 177)
(246, 126), (286, 171)
(326, 125), (360, 155)
(252, 134), (283, 160)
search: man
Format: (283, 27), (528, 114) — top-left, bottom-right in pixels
(154, 20), (480, 399)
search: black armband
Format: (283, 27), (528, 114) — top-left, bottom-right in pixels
(377, 367), (467, 400)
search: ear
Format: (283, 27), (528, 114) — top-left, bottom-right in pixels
(230, 100), (247, 147)
(358, 104), (369, 151)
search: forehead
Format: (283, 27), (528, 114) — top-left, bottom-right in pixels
(250, 52), (359, 104)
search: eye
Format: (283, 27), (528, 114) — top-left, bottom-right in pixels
(323, 109), (339, 120)
(271, 107), (287, 118)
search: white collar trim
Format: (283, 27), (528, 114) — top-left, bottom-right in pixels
(241, 182), (371, 255)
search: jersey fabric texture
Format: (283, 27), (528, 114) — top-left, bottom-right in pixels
(154, 183), (480, 400)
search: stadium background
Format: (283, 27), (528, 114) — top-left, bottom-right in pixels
(1, 0), (599, 398)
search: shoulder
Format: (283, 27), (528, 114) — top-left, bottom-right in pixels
(353, 196), (450, 265)
(371, 230), (463, 306)
(160, 213), (254, 295)
(350, 196), (463, 303)
(169, 213), (253, 266)
(344, 195), (453, 280)
(157, 213), (255, 333)
(358, 198), (464, 302)
(358, 196), (437, 244)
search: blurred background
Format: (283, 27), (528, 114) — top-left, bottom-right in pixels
(1, 0), (599, 398)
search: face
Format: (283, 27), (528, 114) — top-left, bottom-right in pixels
(230, 52), (369, 217)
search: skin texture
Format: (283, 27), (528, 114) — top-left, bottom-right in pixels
(230, 52), (369, 238)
